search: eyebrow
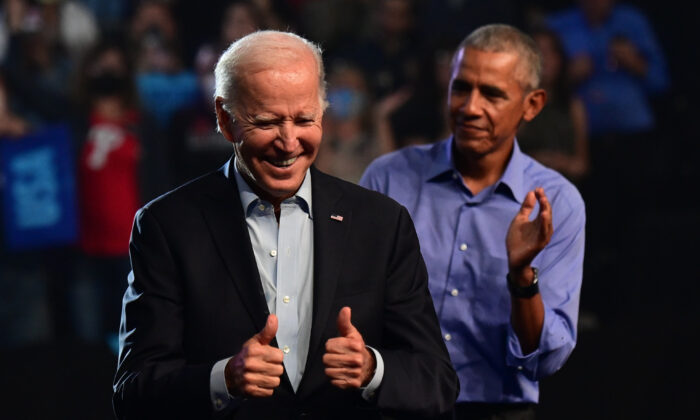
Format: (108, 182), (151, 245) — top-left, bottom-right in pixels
(251, 114), (280, 123)
(252, 112), (318, 123)
(451, 79), (508, 98)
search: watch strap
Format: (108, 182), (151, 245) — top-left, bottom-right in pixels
(507, 267), (539, 298)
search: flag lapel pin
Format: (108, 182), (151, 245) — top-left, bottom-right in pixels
(330, 214), (344, 222)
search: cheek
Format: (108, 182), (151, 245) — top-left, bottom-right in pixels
(238, 131), (274, 160)
(301, 127), (323, 151)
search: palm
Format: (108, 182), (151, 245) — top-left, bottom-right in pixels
(506, 188), (553, 270)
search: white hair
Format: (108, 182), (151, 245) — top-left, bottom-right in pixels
(214, 30), (328, 116)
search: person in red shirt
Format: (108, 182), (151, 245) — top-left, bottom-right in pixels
(73, 39), (166, 351)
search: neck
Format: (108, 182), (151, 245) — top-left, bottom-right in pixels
(454, 139), (514, 196)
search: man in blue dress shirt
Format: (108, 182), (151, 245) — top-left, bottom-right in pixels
(113, 30), (457, 419)
(361, 24), (585, 419)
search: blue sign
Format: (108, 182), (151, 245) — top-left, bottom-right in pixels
(1, 124), (78, 250)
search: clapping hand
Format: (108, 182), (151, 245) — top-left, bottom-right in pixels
(506, 188), (553, 274)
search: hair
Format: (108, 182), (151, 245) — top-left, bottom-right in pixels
(214, 30), (328, 117)
(529, 26), (572, 105)
(453, 24), (543, 91)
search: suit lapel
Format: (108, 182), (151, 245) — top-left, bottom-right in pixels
(299, 168), (352, 393)
(199, 166), (270, 333)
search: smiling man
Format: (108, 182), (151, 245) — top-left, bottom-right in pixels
(113, 31), (457, 420)
(361, 24), (586, 419)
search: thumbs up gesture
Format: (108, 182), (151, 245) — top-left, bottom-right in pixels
(225, 314), (285, 397)
(323, 307), (376, 389)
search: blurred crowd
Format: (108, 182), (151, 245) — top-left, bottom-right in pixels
(0, 0), (669, 356)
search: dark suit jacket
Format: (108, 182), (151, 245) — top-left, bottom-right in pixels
(113, 163), (458, 419)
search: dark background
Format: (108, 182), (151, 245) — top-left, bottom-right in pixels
(1, 0), (698, 418)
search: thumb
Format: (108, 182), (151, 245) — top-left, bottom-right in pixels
(337, 306), (356, 337)
(257, 314), (278, 345)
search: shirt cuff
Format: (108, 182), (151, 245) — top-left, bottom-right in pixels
(210, 357), (233, 412)
(361, 346), (384, 401)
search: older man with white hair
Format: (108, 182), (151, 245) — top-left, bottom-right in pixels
(113, 30), (457, 420)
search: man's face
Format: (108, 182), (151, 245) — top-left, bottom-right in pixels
(219, 54), (323, 204)
(448, 47), (535, 160)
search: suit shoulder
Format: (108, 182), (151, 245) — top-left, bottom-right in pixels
(138, 169), (223, 216)
(315, 169), (406, 215)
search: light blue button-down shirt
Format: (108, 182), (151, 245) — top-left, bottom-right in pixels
(233, 160), (315, 391)
(210, 160), (383, 411)
(361, 138), (585, 404)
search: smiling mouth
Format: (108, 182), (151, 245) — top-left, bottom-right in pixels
(269, 157), (297, 168)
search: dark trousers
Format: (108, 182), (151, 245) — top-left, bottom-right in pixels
(452, 403), (536, 420)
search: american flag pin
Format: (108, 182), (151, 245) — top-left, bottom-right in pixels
(330, 214), (344, 222)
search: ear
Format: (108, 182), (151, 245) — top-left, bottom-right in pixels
(214, 96), (236, 144)
(522, 88), (547, 122)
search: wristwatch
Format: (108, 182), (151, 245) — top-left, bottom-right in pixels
(507, 267), (539, 298)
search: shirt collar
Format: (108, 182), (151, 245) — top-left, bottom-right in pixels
(228, 157), (313, 216)
(426, 136), (529, 203)
(425, 137), (456, 181)
(497, 139), (528, 203)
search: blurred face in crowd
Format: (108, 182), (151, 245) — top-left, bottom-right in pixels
(216, 50), (323, 205)
(448, 47), (544, 160)
(534, 33), (563, 87)
(380, 0), (413, 36)
(221, 3), (258, 44)
(579, 0), (615, 24)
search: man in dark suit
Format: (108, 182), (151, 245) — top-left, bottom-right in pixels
(113, 30), (458, 419)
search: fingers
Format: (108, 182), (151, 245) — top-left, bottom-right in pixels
(534, 187), (554, 238)
(518, 190), (537, 220)
(323, 341), (370, 389)
(336, 306), (356, 338)
(325, 367), (366, 389)
(226, 318), (284, 398)
(256, 314), (278, 345)
(238, 374), (281, 397)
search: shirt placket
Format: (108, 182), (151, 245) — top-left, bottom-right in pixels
(276, 201), (300, 388)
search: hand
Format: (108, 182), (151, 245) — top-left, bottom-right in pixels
(568, 55), (593, 83)
(609, 37), (647, 75)
(506, 188), (553, 274)
(323, 307), (375, 389)
(225, 314), (285, 397)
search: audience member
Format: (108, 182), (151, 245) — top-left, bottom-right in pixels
(129, 0), (198, 128)
(72, 39), (165, 350)
(168, 1), (262, 185)
(315, 61), (386, 183)
(518, 28), (589, 184)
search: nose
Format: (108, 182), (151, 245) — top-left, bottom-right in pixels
(276, 121), (299, 152)
(459, 91), (483, 117)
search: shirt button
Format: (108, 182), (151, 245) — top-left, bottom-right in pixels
(444, 333), (452, 341)
(270, 249), (277, 257)
(517, 365), (523, 371)
(283, 295), (290, 304)
(283, 345), (290, 354)
(450, 288), (459, 297)
(459, 243), (468, 251)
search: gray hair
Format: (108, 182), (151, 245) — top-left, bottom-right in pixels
(453, 24), (542, 91)
(214, 30), (328, 116)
